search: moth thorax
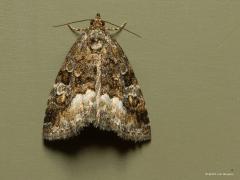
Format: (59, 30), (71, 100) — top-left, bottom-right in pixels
(90, 40), (103, 51)
(89, 31), (105, 51)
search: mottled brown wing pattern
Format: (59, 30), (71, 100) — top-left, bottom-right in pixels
(43, 32), (98, 140)
(96, 38), (151, 141)
(43, 14), (151, 142)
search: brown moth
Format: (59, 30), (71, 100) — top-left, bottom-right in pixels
(43, 13), (151, 142)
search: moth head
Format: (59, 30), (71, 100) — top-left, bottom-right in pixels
(90, 13), (105, 29)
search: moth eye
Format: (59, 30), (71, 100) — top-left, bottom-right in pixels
(101, 21), (105, 26)
(90, 20), (94, 25)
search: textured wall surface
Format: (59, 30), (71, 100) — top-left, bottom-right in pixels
(0, 0), (240, 179)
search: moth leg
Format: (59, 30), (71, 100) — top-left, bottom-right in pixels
(116, 22), (127, 34)
(107, 22), (127, 33)
(67, 24), (87, 34)
(107, 22), (127, 37)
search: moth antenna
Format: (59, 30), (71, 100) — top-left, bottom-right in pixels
(53, 19), (92, 27)
(104, 20), (142, 38)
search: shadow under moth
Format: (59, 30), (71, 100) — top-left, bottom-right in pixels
(43, 13), (151, 142)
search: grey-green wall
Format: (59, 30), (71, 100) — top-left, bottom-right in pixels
(0, 0), (239, 179)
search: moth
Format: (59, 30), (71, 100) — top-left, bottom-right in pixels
(43, 13), (151, 142)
